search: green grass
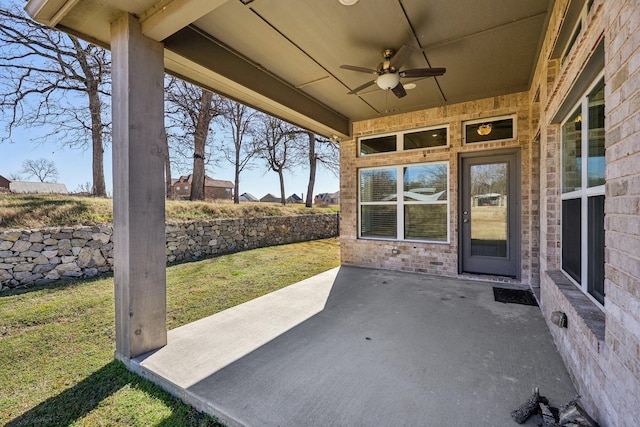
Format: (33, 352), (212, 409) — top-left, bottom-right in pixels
(0, 238), (340, 426)
(0, 194), (338, 230)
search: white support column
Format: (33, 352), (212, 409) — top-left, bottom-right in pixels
(111, 13), (167, 360)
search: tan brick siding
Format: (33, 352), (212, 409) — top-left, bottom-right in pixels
(341, 91), (535, 283)
(339, 0), (640, 424)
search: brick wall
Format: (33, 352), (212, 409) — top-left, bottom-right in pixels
(339, 0), (640, 424)
(341, 92), (536, 284)
(0, 214), (339, 290)
(601, 0), (640, 423)
(534, 0), (640, 424)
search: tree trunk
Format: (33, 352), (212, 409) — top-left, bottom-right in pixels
(88, 81), (106, 197)
(305, 132), (316, 208)
(234, 149), (241, 204)
(163, 131), (172, 198)
(190, 91), (213, 201)
(278, 169), (286, 205)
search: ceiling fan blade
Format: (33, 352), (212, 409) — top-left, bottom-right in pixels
(389, 45), (414, 70)
(340, 64), (378, 74)
(391, 82), (407, 98)
(347, 79), (377, 94)
(400, 67), (446, 78)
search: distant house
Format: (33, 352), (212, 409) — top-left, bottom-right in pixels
(314, 191), (339, 206)
(260, 193), (281, 203)
(0, 175), (10, 191)
(0, 175), (68, 194)
(286, 193), (303, 204)
(172, 174), (234, 200)
(239, 192), (259, 202)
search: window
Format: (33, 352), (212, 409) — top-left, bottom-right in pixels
(359, 125), (448, 156)
(561, 75), (605, 305)
(359, 162), (449, 242)
(360, 135), (396, 155)
(184, 185), (189, 191)
(463, 115), (516, 144)
(176, 186), (181, 191)
(558, 0), (592, 65)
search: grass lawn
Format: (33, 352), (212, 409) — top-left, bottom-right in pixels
(0, 238), (340, 426)
(0, 194), (338, 230)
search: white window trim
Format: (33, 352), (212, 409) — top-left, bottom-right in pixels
(462, 114), (517, 145)
(358, 161), (450, 243)
(358, 124), (450, 157)
(561, 2), (590, 65)
(560, 71), (605, 310)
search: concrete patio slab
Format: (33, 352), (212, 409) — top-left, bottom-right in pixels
(128, 266), (576, 426)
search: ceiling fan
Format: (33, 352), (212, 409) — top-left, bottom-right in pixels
(340, 46), (446, 98)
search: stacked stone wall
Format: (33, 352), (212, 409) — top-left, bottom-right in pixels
(0, 213), (338, 290)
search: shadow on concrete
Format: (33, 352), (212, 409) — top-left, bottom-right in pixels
(137, 266), (577, 426)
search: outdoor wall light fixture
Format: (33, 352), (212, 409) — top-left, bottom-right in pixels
(551, 311), (568, 328)
(376, 73), (400, 90)
(338, 0), (359, 5)
(477, 123), (493, 136)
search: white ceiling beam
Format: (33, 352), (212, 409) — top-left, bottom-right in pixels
(140, 0), (228, 41)
(25, 0), (79, 27)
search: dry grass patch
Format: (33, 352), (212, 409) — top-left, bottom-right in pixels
(0, 194), (338, 230)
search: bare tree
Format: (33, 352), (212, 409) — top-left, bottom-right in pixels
(75, 181), (92, 193)
(165, 77), (224, 200)
(253, 114), (304, 205)
(0, 2), (111, 196)
(20, 158), (59, 182)
(162, 128), (172, 198)
(304, 132), (340, 207)
(6, 172), (23, 181)
(219, 99), (259, 204)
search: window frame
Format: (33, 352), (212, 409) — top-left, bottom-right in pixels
(358, 161), (450, 243)
(560, 72), (605, 308)
(358, 124), (450, 157)
(462, 114), (517, 145)
(560, 1), (591, 65)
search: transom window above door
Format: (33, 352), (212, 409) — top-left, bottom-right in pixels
(463, 115), (516, 144)
(359, 125), (449, 156)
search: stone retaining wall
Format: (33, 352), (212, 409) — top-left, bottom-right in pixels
(0, 213), (338, 290)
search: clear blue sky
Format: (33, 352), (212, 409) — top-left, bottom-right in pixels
(0, 125), (339, 199)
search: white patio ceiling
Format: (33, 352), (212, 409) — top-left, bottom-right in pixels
(26, 0), (554, 139)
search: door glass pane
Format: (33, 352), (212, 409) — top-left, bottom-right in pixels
(470, 163), (508, 257)
(562, 107), (582, 193)
(588, 78), (605, 187)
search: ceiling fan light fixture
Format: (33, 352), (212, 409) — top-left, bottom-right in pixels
(338, 0), (359, 5)
(376, 73), (400, 90)
(477, 123), (492, 136)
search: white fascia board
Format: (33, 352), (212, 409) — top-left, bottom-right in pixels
(140, 0), (228, 41)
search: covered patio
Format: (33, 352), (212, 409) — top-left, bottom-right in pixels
(131, 266), (576, 426)
(24, 0), (640, 424)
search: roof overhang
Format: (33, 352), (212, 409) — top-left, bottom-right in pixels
(25, 0), (555, 140)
